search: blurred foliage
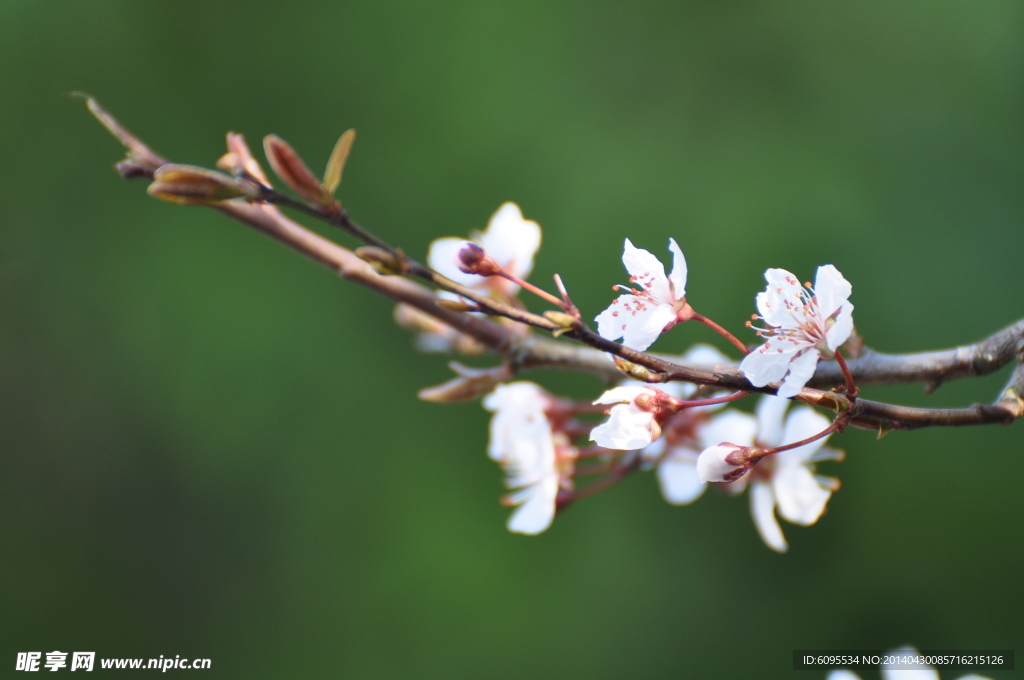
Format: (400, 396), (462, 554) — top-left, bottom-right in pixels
(1, 1), (1022, 678)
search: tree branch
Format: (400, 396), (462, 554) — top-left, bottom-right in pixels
(84, 97), (1022, 434)
(213, 201), (1024, 432)
(807, 319), (1024, 390)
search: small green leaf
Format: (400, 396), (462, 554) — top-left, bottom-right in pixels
(323, 129), (356, 196)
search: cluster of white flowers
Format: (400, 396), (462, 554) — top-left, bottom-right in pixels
(590, 387), (840, 550)
(594, 238), (855, 397)
(423, 204), (854, 545)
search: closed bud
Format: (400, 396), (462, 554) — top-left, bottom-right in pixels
(612, 356), (664, 383)
(696, 444), (758, 483)
(147, 164), (258, 205)
(263, 134), (333, 206)
(456, 242), (500, 276)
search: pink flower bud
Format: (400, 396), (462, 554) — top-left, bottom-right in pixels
(456, 242), (500, 276)
(696, 443), (754, 483)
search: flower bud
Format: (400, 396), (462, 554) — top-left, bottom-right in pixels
(696, 444), (755, 483)
(455, 242), (500, 277)
(147, 164), (258, 205)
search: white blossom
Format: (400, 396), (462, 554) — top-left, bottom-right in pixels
(595, 238), (689, 351)
(590, 386), (673, 451)
(428, 202), (541, 296)
(654, 409), (757, 505)
(694, 395), (841, 552)
(482, 382), (561, 535)
(739, 265), (854, 399)
(746, 397), (839, 553)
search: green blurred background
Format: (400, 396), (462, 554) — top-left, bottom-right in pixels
(1, 1), (1022, 678)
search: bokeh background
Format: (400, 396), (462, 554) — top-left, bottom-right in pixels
(1, 1), (1022, 678)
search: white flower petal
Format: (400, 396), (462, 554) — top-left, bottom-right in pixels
(697, 410), (759, 450)
(507, 475), (558, 535)
(667, 237), (687, 298)
(776, 348), (821, 399)
(594, 295), (634, 342)
(756, 268), (804, 328)
(595, 293), (677, 350)
(621, 239), (668, 291)
(776, 406), (831, 464)
(620, 302), (677, 352)
(773, 465), (831, 526)
(484, 382), (550, 463)
(813, 264), (852, 321)
(590, 403), (656, 450)
(750, 481), (788, 552)
(479, 202), (541, 280)
(657, 449), (706, 505)
(826, 300), (855, 353)
(754, 395), (790, 448)
(739, 342), (802, 388)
